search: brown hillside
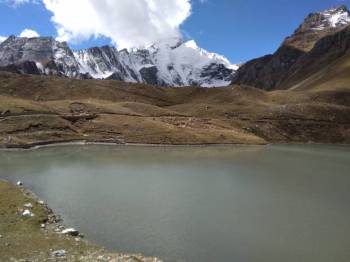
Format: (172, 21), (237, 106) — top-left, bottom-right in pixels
(0, 72), (349, 147)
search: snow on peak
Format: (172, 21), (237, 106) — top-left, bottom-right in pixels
(185, 40), (199, 49)
(311, 5), (350, 31)
(322, 6), (350, 27)
(74, 37), (238, 87)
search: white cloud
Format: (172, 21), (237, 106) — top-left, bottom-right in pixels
(19, 29), (40, 38)
(0, 36), (7, 43)
(42, 0), (192, 49)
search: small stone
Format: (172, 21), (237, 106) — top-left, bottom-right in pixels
(16, 181), (23, 186)
(61, 228), (79, 237)
(24, 203), (33, 208)
(52, 250), (66, 258)
(38, 200), (45, 205)
(40, 224), (46, 229)
(22, 209), (34, 217)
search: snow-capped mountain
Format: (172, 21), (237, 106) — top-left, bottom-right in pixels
(298, 5), (350, 32)
(0, 36), (237, 87)
(74, 37), (237, 87)
(283, 5), (350, 52)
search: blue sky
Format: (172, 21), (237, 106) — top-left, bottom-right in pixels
(0, 0), (349, 63)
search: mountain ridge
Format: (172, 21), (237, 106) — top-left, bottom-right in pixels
(0, 36), (237, 87)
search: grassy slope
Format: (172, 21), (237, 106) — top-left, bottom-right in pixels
(290, 53), (350, 92)
(0, 72), (349, 146)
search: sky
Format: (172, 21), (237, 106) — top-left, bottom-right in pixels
(0, 0), (350, 64)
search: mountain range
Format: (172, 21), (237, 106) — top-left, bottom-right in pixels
(0, 36), (237, 87)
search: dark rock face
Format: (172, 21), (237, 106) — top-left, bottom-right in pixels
(200, 63), (235, 85)
(232, 46), (305, 90)
(139, 66), (162, 86)
(106, 72), (124, 81)
(232, 6), (350, 90)
(0, 61), (41, 75)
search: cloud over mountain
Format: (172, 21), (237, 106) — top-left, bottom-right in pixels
(42, 0), (191, 49)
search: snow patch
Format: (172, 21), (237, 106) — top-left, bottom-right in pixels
(311, 6), (350, 31)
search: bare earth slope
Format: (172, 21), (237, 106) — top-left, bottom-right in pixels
(0, 72), (349, 147)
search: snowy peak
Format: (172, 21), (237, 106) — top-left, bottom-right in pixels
(284, 5), (350, 51)
(296, 5), (350, 33)
(75, 38), (238, 87)
(321, 5), (350, 28)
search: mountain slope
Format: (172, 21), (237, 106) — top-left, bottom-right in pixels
(232, 5), (350, 90)
(0, 36), (237, 87)
(0, 71), (350, 147)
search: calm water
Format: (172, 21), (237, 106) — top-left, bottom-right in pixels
(1, 145), (350, 262)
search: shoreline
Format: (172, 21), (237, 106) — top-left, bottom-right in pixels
(1, 139), (350, 151)
(0, 139), (268, 151)
(0, 179), (162, 262)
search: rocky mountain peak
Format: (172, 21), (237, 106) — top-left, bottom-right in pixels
(297, 5), (350, 33)
(0, 36), (82, 78)
(284, 5), (350, 51)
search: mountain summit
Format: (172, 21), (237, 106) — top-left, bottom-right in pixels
(284, 5), (350, 51)
(0, 36), (237, 87)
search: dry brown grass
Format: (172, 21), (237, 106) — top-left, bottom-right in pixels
(0, 72), (349, 147)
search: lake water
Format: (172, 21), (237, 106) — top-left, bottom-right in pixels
(1, 144), (350, 262)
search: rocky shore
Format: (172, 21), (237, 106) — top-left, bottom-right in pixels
(0, 180), (162, 262)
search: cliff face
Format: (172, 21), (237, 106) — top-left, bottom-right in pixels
(0, 36), (81, 78)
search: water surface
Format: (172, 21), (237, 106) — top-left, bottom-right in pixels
(0, 144), (350, 262)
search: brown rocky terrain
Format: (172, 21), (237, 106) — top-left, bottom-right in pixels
(0, 71), (349, 147)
